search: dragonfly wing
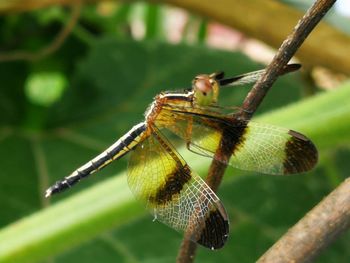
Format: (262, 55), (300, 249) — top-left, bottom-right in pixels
(157, 108), (317, 175)
(127, 127), (229, 249)
(228, 121), (318, 174)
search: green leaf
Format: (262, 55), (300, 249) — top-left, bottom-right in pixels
(1, 38), (349, 263)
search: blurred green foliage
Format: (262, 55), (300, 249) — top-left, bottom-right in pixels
(0, 2), (349, 263)
(25, 71), (67, 106)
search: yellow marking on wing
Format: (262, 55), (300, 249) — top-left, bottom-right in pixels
(127, 127), (228, 248)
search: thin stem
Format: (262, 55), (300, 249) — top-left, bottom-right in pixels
(176, 0), (336, 262)
(241, 0), (337, 118)
(257, 178), (350, 263)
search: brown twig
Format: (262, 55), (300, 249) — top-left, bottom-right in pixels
(240, 0), (337, 119)
(257, 177), (350, 263)
(0, 0), (81, 62)
(176, 0), (337, 262)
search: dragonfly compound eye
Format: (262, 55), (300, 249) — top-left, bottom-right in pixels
(193, 74), (219, 106)
(193, 75), (212, 95)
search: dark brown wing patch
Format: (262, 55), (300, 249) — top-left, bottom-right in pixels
(283, 130), (318, 174)
(196, 203), (229, 250)
(149, 165), (192, 205)
(218, 118), (248, 161)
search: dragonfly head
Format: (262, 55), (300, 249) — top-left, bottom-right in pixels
(192, 72), (223, 106)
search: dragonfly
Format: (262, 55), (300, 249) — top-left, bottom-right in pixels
(46, 64), (318, 250)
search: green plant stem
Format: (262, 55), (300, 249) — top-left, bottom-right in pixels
(0, 176), (144, 263)
(144, 4), (161, 40)
(196, 19), (207, 44)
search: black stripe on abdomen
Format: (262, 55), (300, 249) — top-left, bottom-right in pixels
(46, 122), (147, 196)
(76, 122), (147, 175)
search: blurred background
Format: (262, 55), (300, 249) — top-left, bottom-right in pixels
(0, 0), (350, 262)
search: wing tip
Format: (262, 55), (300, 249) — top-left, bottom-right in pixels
(196, 202), (230, 250)
(284, 130), (318, 174)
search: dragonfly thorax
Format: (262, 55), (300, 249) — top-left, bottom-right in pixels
(144, 91), (194, 126)
(144, 99), (159, 123)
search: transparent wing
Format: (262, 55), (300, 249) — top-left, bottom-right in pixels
(127, 127), (229, 249)
(156, 106), (318, 175)
(218, 63), (301, 86)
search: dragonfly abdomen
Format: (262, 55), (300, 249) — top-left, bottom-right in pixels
(45, 122), (147, 197)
